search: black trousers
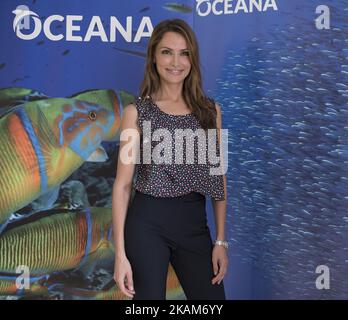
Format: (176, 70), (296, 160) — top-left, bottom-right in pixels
(124, 190), (226, 300)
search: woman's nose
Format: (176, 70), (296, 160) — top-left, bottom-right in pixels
(171, 53), (179, 67)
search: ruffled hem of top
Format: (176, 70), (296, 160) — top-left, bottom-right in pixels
(134, 162), (225, 201)
(134, 186), (225, 201)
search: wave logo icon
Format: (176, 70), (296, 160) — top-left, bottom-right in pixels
(12, 5), (41, 40)
(196, 0), (211, 17)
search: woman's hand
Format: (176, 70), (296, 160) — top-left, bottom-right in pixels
(211, 245), (228, 285)
(114, 255), (136, 298)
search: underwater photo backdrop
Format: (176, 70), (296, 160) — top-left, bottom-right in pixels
(0, 0), (347, 299)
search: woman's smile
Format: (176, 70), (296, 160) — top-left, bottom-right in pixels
(165, 68), (184, 75)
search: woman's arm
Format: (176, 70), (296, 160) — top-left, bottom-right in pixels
(212, 175), (227, 241)
(212, 103), (227, 241)
(112, 103), (140, 259)
(211, 103), (229, 285)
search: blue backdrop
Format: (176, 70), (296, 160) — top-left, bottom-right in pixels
(0, 0), (347, 299)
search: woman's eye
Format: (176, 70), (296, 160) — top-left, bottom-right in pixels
(161, 50), (189, 56)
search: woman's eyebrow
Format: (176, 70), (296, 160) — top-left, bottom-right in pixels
(160, 46), (188, 51)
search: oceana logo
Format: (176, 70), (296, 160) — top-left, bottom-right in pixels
(12, 5), (153, 42)
(196, 0), (278, 17)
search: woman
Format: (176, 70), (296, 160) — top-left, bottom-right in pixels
(112, 18), (228, 300)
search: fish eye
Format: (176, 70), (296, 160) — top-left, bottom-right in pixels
(88, 111), (97, 121)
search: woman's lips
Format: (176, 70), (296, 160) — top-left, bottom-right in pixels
(166, 68), (184, 75)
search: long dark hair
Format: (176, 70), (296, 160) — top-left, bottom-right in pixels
(139, 19), (217, 130)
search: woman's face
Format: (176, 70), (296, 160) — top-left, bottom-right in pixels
(154, 31), (191, 86)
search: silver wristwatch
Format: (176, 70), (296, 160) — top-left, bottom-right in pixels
(214, 240), (229, 249)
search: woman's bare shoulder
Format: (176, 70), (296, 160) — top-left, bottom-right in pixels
(214, 102), (221, 115)
(121, 103), (141, 134)
(123, 103), (138, 118)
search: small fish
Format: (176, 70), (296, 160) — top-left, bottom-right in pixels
(12, 77), (24, 84)
(139, 6), (150, 13)
(163, 3), (192, 13)
(113, 47), (146, 58)
(62, 49), (70, 56)
(36, 40), (44, 45)
(0, 63), (5, 70)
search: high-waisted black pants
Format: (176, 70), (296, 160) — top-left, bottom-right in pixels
(124, 190), (226, 300)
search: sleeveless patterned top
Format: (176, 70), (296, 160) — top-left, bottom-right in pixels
(133, 96), (225, 201)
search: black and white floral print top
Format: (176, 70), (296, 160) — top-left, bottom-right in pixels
(132, 95), (225, 201)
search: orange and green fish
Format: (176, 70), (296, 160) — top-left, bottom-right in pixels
(0, 207), (113, 297)
(0, 207), (184, 299)
(0, 207), (114, 275)
(0, 92), (122, 232)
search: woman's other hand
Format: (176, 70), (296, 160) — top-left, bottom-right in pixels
(211, 245), (228, 285)
(114, 256), (136, 298)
